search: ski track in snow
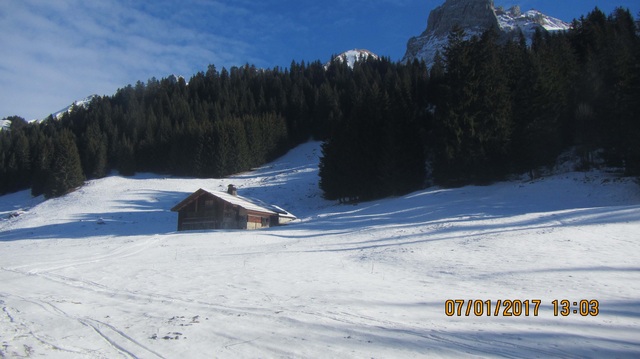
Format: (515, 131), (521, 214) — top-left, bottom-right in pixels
(1, 141), (640, 358)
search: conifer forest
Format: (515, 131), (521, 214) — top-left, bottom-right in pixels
(1, 8), (639, 201)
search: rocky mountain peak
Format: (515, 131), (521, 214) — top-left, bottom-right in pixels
(495, 5), (521, 17)
(423, 0), (497, 38)
(402, 0), (570, 66)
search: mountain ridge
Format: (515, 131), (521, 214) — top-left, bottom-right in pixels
(51, 94), (100, 120)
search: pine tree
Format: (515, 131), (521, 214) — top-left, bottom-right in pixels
(81, 120), (108, 178)
(472, 28), (513, 178)
(523, 31), (577, 171)
(319, 66), (426, 201)
(45, 130), (85, 198)
(608, 8), (640, 174)
(116, 137), (136, 176)
(7, 116), (28, 131)
(11, 130), (31, 190)
(30, 130), (54, 197)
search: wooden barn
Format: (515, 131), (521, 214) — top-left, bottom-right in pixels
(171, 185), (295, 231)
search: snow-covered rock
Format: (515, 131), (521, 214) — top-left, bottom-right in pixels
(325, 49), (380, 69)
(403, 0), (571, 66)
(0, 118), (11, 131)
(496, 6), (570, 33)
(51, 94), (100, 120)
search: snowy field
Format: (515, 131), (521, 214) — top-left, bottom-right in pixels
(1, 142), (639, 358)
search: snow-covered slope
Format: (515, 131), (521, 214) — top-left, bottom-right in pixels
(326, 49), (380, 69)
(496, 6), (571, 39)
(1, 142), (640, 358)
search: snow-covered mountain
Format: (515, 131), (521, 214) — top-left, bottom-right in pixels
(51, 94), (100, 120)
(0, 118), (11, 131)
(1, 141), (640, 357)
(495, 5), (570, 33)
(402, 0), (571, 66)
(325, 49), (380, 69)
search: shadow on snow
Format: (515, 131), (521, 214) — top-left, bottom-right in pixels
(0, 190), (185, 241)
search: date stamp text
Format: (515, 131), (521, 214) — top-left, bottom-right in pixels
(444, 299), (600, 317)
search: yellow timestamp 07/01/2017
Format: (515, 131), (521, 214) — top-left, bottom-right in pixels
(444, 299), (600, 317)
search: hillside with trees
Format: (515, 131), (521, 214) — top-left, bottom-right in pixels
(1, 8), (638, 201)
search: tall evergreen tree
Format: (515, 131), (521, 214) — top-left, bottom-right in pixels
(30, 135), (54, 197)
(433, 27), (513, 184)
(45, 130), (85, 198)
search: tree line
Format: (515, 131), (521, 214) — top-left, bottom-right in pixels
(1, 7), (638, 201)
(321, 7), (640, 200)
(429, 7), (640, 186)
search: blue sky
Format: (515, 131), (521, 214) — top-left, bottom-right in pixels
(1, 0), (638, 121)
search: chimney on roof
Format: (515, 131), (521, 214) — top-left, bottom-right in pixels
(227, 184), (237, 196)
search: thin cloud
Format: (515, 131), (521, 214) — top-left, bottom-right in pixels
(0, 0), (254, 120)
